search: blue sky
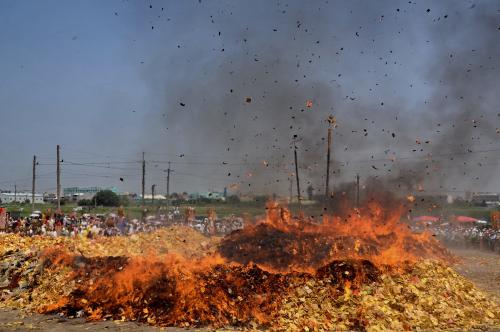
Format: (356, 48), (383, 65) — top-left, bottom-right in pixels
(0, 0), (498, 196)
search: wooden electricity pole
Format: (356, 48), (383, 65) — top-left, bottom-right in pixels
(325, 115), (336, 201)
(32, 155), (36, 212)
(151, 184), (156, 205)
(166, 162), (171, 212)
(141, 152), (145, 207)
(293, 142), (301, 205)
(56, 145), (61, 211)
(356, 173), (360, 208)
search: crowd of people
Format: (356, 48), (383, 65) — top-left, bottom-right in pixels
(1, 212), (160, 237)
(0, 207), (245, 238)
(2, 208), (498, 254)
(430, 224), (500, 254)
(171, 206), (245, 235)
(191, 216), (245, 235)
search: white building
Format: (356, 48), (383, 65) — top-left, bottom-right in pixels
(0, 192), (44, 204)
(141, 194), (167, 200)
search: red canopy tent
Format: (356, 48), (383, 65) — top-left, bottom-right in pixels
(453, 216), (478, 223)
(412, 215), (440, 222)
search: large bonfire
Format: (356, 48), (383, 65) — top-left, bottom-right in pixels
(0, 200), (498, 331)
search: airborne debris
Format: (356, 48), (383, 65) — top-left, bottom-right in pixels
(0, 205), (498, 330)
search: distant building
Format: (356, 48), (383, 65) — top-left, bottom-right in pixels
(203, 191), (226, 201)
(43, 192), (56, 203)
(414, 194), (448, 206)
(0, 192), (44, 204)
(140, 194), (167, 201)
(471, 194), (500, 207)
(63, 186), (119, 201)
(189, 192), (226, 201)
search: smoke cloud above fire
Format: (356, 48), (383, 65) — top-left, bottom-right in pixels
(138, 0), (499, 196)
(0, 1), (497, 196)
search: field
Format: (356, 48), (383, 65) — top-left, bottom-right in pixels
(2, 200), (497, 222)
(2, 200), (326, 220)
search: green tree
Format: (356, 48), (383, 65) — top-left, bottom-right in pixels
(78, 199), (93, 206)
(226, 195), (241, 204)
(119, 195), (130, 207)
(94, 190), (120, 207)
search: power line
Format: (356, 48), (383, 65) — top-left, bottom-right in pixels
(61, 161), (142, 171)
(31, 145), (500, 168)
(337, 147), (500, 165)
(58, 147), (143, 159)
(173, 171), (231, 183)
(0, 172), (55, 185)
(1, 144), (497, 195)
(62, 170), (141, 178)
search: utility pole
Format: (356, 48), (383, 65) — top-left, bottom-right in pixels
(325, 115), (336, 201)
(356, 173), (360, 208)
(56, 145), (61, 211)
(289, 176), (293, 203)
(14, 184), (17, 203)
(32, 155), (36, 212)
(166, 162), (171, 212)
(151, 184), (156, 205)
(141, 152), (145, 207)
(142, 152), (146, 222)
(293, 141), (301, 206)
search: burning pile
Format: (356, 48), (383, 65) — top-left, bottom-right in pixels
(220, 201), (452, 271)
(0, 202), (499, 330)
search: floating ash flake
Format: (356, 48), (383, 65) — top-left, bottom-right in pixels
(0, 205), (498, 330)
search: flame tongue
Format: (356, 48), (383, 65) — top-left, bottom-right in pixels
(219, 201), (453, 272)
(40, 249), (385, 327)
(36, 200), (457, 328)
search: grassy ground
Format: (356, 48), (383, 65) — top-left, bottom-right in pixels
(1, 201), (320, 220)
(2, 201), (497, 221)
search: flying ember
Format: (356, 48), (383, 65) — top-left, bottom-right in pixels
(0, 0), (499, 331)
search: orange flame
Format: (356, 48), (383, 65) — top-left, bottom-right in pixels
(38, 199), (454, 328)
(219, 200), (452, 272)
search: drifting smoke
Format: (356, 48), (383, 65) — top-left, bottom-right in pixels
(140, 0), (499, 196)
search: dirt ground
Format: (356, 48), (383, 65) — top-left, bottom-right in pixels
(0, 248), (498, 331)
(0, 310), (167, 331)
(450, 248), (500, 304)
